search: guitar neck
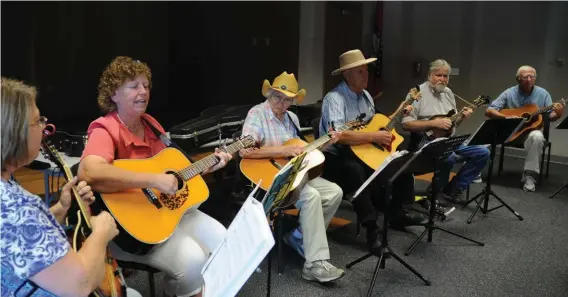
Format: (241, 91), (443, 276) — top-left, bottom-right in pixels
(304, 134), (331, 152)
(385, 96), (415, 130)
(533, 104), (556, 117)
(42, 140), (93, 228)
(178, 139), (247, 180)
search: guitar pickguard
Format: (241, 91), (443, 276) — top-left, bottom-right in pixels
(159, 185), (190, 210)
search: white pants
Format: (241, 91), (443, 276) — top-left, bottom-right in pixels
(523, 130), (546, 174)
(126, 287), (143, 297)
(110, 210), (226, 297)
(295, 177), (343, 263)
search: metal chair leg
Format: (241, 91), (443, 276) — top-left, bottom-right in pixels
(149, 272), (156, 297)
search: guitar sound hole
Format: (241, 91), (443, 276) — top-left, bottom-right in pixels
(165, 171), (184, 191)
(157, 171), (188, 210)
(521, 113), (532, 121)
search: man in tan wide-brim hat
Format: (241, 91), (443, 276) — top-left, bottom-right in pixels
(318, 49), (425, 253)
(239, 71), (346, 283)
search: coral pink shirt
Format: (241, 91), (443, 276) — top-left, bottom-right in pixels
(81, 111), (167, 163)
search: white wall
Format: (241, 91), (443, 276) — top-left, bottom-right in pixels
(297, 1), (326, 105)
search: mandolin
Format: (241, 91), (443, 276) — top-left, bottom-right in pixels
(424, 95), (491, 140)
(239, 118), (365, 191)
(349, 86), (421, 170)
(499, 98), (566, 143)
(41, 137), (125, 297)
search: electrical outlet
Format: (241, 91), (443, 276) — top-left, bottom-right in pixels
(451, 68), (460, 76)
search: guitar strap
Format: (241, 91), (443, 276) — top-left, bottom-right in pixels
(141, 117), (195, 162)
(286, 111), (308, 142)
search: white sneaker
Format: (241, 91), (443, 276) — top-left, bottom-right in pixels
(302, 260), (345, 283)
(472, 174), (482, 183)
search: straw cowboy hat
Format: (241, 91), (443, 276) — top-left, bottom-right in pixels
(331, 49), (377, 76)
(262, 72), (306, 104)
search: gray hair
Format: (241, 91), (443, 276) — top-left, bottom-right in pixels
(428, 59), (451, 75)
(516, 65), (537, 79)
(1, 77), (37, 171)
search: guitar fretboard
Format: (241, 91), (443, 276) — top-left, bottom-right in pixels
(385, 96), (415, 131)
(178, 139), (248, 180)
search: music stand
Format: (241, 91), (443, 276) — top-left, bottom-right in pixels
(404, 135), (484, 256)
(549, 116), (568, 199)
(345, 150), (435, 297)
(464, 118), (525, 223)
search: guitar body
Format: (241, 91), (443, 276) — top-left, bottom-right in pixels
(350, 114), (403, 170)
(499, 104), (542, 143)
(95, 148), (209, 253)
(240, 138), (325, 191)
(424, 110), (457, 140)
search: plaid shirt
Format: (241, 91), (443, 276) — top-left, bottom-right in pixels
(242, 99), (301, 147)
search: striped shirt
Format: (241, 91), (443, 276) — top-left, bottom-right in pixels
(242, 99), (301, 147)
(319, 80), (376, 155)
(487, 85), (552, 110)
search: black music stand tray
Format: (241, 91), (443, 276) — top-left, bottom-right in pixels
(405, 135), (485, 256)
(464, 118), (525, 223)
(549, 116), (568, 199)
(345, 151), (433, 297)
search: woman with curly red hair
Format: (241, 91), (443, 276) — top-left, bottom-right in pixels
(78, 56), (232, 297)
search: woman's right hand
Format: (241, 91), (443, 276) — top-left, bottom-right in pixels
(281, 145), (304, 157)
(90, 211), (119, 242)
(153, 173), (179, 195)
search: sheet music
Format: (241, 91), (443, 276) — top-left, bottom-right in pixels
(353, 150), (409, 199)
(260, 152), (307, 215)
(201, 181), (274, 297)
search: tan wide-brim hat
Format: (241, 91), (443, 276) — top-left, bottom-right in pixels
(261, 71), (306, 104)
(331, 49), (377, 76)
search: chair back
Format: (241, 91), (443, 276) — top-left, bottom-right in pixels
(311, 116), (321, 139)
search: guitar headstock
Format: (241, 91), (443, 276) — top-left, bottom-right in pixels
(340, 119), (366, 132)
(408, 85), (422, 102)
(473, 95), (491, 108)
(40, 138), (69, 179)
(235, 134), (256, 148)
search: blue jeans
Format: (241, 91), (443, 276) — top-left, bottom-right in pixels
(436, 144), (490, 192)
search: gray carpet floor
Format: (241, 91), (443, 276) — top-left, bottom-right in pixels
(125, 156), (568, 297)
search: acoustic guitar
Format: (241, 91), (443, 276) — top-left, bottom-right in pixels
(240, 119), (365, 191)
(423, 95), (491, 140)
(349, 86), (421, 170)
(91, 135), (256, 255)
(500, 98), (566, 143)
(41, 138), (125, 297)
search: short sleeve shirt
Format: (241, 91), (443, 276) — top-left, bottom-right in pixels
(241, 100), (301, 147)
(81, 111), (168, 162)
(1, 180), (70, 297)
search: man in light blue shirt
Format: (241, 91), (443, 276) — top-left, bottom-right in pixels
(319, 49), (425, 253)
(486, 65), (565, 191)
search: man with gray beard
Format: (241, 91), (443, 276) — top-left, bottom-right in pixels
(402, 59), (490, 204)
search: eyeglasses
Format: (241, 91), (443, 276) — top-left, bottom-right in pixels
(271, 95), (294, 105)
(31, 116), (48, 127)
(520, 75), (537, 81)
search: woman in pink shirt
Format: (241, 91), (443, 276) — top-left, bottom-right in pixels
(78, 56), (232, 297)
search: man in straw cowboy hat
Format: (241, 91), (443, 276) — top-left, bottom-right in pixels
(240, 72), (345, 283)
(319, 49), (426, 252)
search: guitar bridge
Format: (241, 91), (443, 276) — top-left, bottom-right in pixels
(143, 188), (163, 209)
(371, 143), (385, 151)
(270, 159), (283, 170)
